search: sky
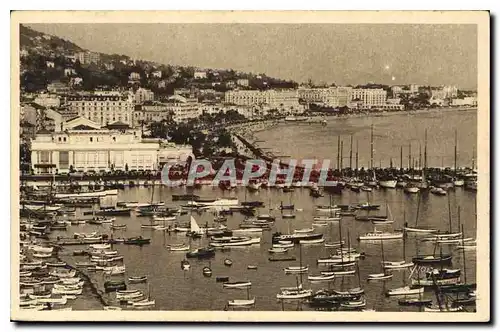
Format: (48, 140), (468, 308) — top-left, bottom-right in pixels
(27, 24), (478, 89)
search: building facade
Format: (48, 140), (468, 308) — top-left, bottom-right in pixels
(165, 95), (202, 122)
(298, 86), (353, 107)
(34, 94), (61, 108)
(351, 88), (387, 107)
(224, 89), (301, 109)
(133, 102), (172, 126)
(66, 93), (135, 127)
(135, 88), (155, 104)
(76, 51), (100, 65)
(30, 117), (193, 174)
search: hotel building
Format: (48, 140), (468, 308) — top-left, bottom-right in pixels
(298, 86), (353, 107)
(224, 89), (301, 110)
(66, 92), (135, 127)
(351, 88), (387, 107)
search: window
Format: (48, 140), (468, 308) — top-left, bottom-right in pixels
(39, 151), (51, 164)
(113, 137), (116, 142)
(63, 137), (67, 142)
(90, 137), (93, 142)
(58, 137), (61, 142)
(59, 151), (69, 169)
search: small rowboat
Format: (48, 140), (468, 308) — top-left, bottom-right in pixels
(103, 306), (122, 311)
(247, 265), (258, 270)
(424, 305), (463, 312)
(268, 247), (288, 253)
(367, 273), (393, 281)
(216, 276), (229, 283)
(202, 267), (212, 277)
(128, 276), (148, 283)
(224, 258), (233, 266)
(168, 244), (190, 251)
(223, 281), (252, 289)
(284, 266), (308, 274)
(308, 274), (335, 281)
(132, 299), (155, 307)
(228, 298), (255, 306)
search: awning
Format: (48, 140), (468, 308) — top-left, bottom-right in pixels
(33, 164), (56, 168)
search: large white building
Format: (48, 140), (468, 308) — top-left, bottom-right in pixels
(298, 86), (353, 107)
(67, 92), (135, 127)
(30, 117), (193, 174)
(33, 94), (61, 108)
(351, 88), (387, 108)
(224, 89), (301, 110)
(135, 88), (155, 104)
(165, 95), (202, 122)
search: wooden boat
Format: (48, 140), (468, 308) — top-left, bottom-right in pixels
(132, 299), (155, 307)
(367, 273), (393, 281)
(103, 306), (122, 311)
(216, 276), (229, 282)
(224, 258), (233, 266)
(269, 256), (296, 262)
(358, 231), (403, 241)
(322, 269), (356, 276)
(223, 281), (252, 289)
(272, 242), (294, 249)
(111, 224), (127, 230)
(412, 254), (452, 265)
(202, 267), (212, 277)
(284, 266), (308, 274)
(180, 259), (191, 271)
(128, 276), (148, 283)
(398, 298), (433, 306)
(386, 286), (424, 296)
(167, 244), (190, 251)
(294, 228), (314, 234)
(340, 299), (366, 309)
(324, 241), (345, 248)
(268, 247), (288, 253)
(124, 237), (151, 245)
(282, 213), (296, 219)
(313, 216), (340, 222)
(424, 305), (463, 312)
(276, 289), (312, 299)
(308, 274), (336, 281)
(300, 238), (325, 245)
(383, 261), (414, 270)
(228, 298), (255, 306)
(247, 265), (258, 270)
(332, 287), (365, 296)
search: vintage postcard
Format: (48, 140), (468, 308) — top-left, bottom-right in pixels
(10, 11), (490, 322)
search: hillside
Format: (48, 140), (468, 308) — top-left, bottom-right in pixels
(19, 24), (298, 94)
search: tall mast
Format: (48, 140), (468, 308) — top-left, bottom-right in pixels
(370, 123), (374, 169)
(461, 223), (467, 284)
(424, 129), (428, 169)
(355, 140), (359, 170)
(337, 136), (340, 170)
(340, 140), (344, 171)
(454, 129), (458, 172)
(447, 194), (452, 234)
(349, 134), (353, 169)
(472, 145), (476, 170)
(418, 143), (422, 170)
(408, 142), (412, 170)
(400, 146), (403, 170)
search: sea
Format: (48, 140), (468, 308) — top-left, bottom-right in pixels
(52, 109), (478, 312)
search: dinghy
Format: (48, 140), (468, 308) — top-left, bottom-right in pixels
(228, 298), (256, 306)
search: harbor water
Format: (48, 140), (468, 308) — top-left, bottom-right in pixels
(54, 185), (477, 311)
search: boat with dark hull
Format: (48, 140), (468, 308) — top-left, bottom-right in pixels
(272, 232), (323, 244)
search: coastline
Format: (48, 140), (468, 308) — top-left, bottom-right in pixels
(229, 107), (477, 157)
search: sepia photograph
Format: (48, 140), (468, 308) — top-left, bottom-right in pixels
(10, 10), (490, 322)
